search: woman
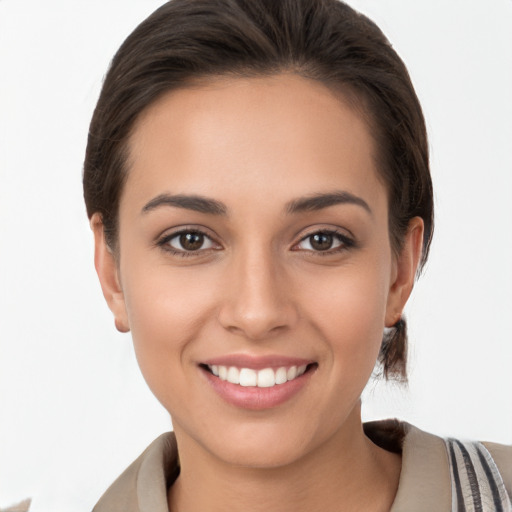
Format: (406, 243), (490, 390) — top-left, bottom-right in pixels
(83, 0), (511, 510)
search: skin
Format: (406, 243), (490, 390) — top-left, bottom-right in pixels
(92, 74), (423, 511)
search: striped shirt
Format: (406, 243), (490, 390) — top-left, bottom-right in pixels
(446, 438), (512, 512)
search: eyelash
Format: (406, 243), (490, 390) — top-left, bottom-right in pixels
(156, 228), (356, 257)
(156, 229), (219, 258)
(293, 229), (356, 256)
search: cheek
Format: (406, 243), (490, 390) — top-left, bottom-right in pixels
(120, 260), (220, 396)
(301, 257), (390, 369)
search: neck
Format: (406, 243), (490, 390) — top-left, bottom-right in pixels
(168, 409), (401, 512)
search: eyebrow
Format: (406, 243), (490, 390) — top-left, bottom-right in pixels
(141, 194), (227, 215)
(285, 191), (372, 216)
(141, 190), (372, 216)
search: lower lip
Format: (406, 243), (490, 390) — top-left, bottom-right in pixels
(202, 367), (313, 410)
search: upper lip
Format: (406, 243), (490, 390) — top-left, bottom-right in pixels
(201, 354), (315, 370)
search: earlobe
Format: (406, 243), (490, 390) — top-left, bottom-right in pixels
(90, 213), (130, 333)
(385, 217), (424, 327)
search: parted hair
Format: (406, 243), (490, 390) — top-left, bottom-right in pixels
(83, 0), (434, 381)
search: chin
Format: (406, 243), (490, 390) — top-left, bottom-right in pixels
(188, 414), (339, 470)
(209, 434), (313, 469)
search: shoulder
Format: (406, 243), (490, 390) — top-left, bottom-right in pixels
(383, 421), (453, 511)
(445, 437), (512, 510)
(482, 440), (512, 498)
(365, 420), (512, 511)
(93, 432), (178, 512)
(0, 499), (32, 512)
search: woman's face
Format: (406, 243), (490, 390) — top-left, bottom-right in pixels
(93, 74), (421, 467)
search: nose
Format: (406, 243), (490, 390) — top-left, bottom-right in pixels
(217, 247), (299, 341)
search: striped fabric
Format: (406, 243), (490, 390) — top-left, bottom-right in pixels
(445, 438), (512, 512)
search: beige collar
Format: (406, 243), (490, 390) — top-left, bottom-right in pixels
(389, 422), (451, 511)
(94, 421), (451, 512)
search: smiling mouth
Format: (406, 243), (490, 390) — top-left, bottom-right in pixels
(202, 363), (316, 388)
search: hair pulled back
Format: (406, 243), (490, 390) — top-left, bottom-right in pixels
(83, 0), (434, 380)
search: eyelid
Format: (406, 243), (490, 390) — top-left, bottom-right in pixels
(156, 225), (222, 256)
(169, 231), (215, 251)
(292, 227), (356, 253)
(292, 223), (355, 241)
(154, 225), (355, 256)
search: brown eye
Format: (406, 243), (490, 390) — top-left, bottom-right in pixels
(165, 230), (215, 252)
(295, 230), (353, 253)
(310, 233), (334, 251)
(179, 232), (204, 251)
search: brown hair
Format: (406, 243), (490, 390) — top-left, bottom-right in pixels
(83, 0), (434, 380)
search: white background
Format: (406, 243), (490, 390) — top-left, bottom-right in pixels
(1, 1), (511, 510)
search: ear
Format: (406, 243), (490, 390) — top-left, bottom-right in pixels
(90, 213), (130, 333)
(385, 217), (424, 327)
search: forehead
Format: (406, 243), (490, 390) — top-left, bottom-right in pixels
(124, 73), (386, 216)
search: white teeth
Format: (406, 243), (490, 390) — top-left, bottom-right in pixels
(275, 367), (287, 384)
(208, 364), (309, 388)
(239, 368), (257, 387)
(257, 368), (275, 388)
(287, 366), (298, 380)
(226, 366), (240, 385)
